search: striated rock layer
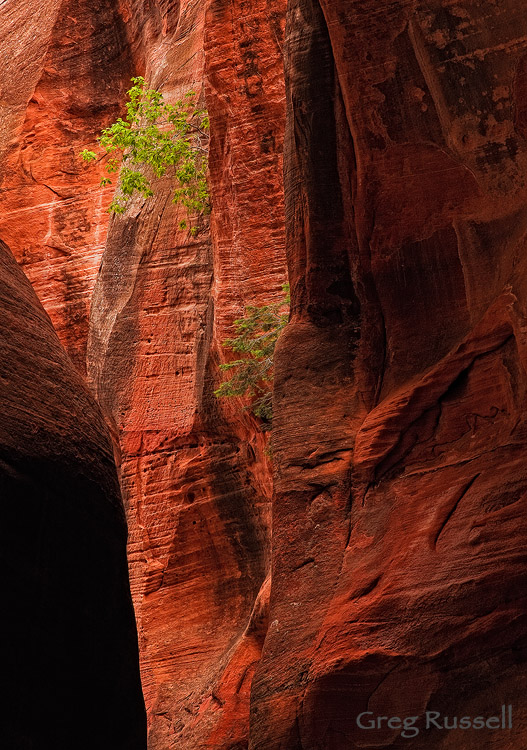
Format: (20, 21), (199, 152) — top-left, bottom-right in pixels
(1, 1), (286, 747)
(252, 0), (527, 748)
(8, 0), (526, 748)
(0, 0), (133, 371)
(86, 1), (287, 748)
(0, 238), (146, 749)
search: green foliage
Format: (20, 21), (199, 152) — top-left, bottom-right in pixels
(80, 149), (97, 162)
(80, 77), (209, 229)
(214, 285), (290, 423)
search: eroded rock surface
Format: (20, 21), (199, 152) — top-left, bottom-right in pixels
(86, 1), (287, 748)
(0, 239), (146, 749)
(4, 0), (524, 748)
(252, 1), (527, 748)
(1, 1), (286, 747)
(0, 0), (133, 370)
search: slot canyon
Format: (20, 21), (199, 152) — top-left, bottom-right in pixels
(1, 0), (526, 748)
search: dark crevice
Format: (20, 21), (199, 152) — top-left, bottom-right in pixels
(433, 473), (480, 549)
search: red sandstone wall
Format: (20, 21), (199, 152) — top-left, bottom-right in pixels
(0, 0), (133, 370)
(250, 1), (527, 748)
(0, 0), (286, 746)
(1, 3), (285, 747)
(4, 1), (525, 749)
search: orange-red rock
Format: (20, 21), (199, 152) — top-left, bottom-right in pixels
(86, 2), (287, 748)
(251, 0), (527, 748)
(6, 1), (524, 748)
(1, 2), (285, 746)
(0, 239), (146, 749)
(0, 0), (133, 371)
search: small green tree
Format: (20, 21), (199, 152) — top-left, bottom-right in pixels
(80, 77), (209, 234)
(214, 285), (290, 423)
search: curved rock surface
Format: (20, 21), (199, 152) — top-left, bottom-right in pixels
(85, 1), (287, 748)
(1, 1), (286, 746)
(4, 0), (526, 748)
(0, 0), (133, 371)
(0, 238), (146, 749)
(252, 0), (527, 748)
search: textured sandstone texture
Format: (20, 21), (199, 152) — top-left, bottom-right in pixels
(86, 1), (287, 748)
(0, 0), (133, 371)
(5, 0), (525, 748)
(0, 239), (146, 749)
(250, 0), (527, 748)
(0, 1), (286, 747)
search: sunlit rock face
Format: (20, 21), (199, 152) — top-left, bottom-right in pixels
(0, 238), (146, 749)
(86, 1), (287, 747)
(0, 0), (285, 747)
(249, 1), (527, 748)
(0, 0), (286, 746)
(0, 0), (133, 371)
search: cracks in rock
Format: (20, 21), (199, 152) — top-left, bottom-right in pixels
(42, 181), (67, 199)
(353, 574), (382, 600)
(45, 239), (73, 256)
(405, 439), (525, 478)
(432, 472), (480, 550)
(297, 447), (352, 470)
(292, 557), (315, 572)
(211, 690), (225, 707)
(234, 663), (252, 695)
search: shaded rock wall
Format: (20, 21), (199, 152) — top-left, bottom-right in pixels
(0, 238), (146, 749)
(5, 0), (524, 748)
(251, 0), (527, 748)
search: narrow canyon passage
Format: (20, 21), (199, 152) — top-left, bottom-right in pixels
(1, 1), (526, 749)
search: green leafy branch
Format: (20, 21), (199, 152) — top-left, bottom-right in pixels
(214, 284), (290, 424)
(80, 77), (209, 234)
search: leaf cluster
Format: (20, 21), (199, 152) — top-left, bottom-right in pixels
(80, 77), (209, 233)
(214, 284), (290, 423)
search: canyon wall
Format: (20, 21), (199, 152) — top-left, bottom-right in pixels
(87, 2), (287, 747)
(251, 0), (527, 748)
(0, 236), (146, 749)
(0, 0), (133, 371)
(3, 0), (527, 748)
(1, 0), (286, 747)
